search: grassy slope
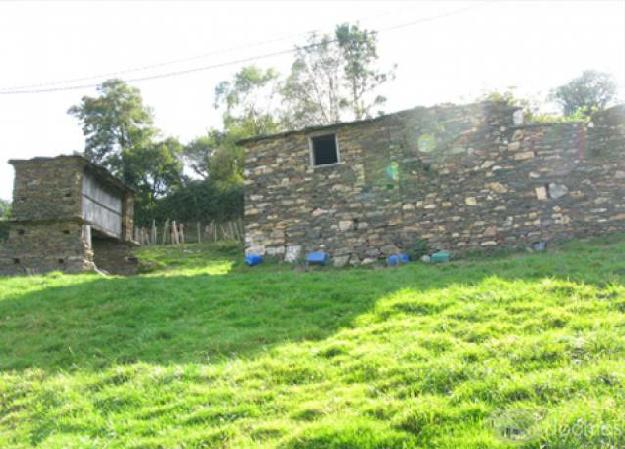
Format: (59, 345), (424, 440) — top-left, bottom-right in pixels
(1, 237), (625, 448)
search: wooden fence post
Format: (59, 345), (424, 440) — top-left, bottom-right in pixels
(171, 220), (178, 245)
(163, 219), (170, 245)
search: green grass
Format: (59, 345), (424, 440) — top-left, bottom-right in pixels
(2, 235), (625, 448)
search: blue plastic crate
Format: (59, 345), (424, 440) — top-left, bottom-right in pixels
(307, 251), (328, 265)
(398, 253), (410, 264)
(387, 254), (400, 266)
(244, 253), (263, 266)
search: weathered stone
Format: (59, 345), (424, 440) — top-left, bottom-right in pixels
(486, 182), (508, 193)
(266, 246), (285, 256)
(338, 220), (353, 231)
(548, 183), (568, 199)
(465, 197), (477, 206)
(514, 151), (535, 160)
(535, 186), (548, 201)
(312, 208), (328, 217)
(381, 244), (400, 255)
(420, 255), (431, 263)
(285, 245), (302, 262)
(508, 141), (521, 151)
(333, 255), (350, 267)
(483, 226), (497, 237)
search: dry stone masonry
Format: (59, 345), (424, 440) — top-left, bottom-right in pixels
(241, 102), (625, 266)
(0, 155), (137, 275)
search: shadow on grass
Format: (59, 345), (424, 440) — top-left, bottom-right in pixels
(1, 234), (625, 372)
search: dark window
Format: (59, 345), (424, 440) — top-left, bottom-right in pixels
(311, 134), (338, 166)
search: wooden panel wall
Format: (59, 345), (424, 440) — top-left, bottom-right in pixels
(82, 173), (123, 239)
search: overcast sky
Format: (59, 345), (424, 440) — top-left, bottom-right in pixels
(0, 1), (624, 200)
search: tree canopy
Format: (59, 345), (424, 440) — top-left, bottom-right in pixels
(550, 70), (617, 117)
(68, 79), (157, 173)
(69, 79), (184, 223)
(282, 23), (395, 128)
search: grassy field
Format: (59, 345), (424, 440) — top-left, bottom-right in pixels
(1, 237), (625, 448)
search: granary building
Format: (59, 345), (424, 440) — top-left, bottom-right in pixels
(240, 101), (625, 266)
(0, 155), (137, 275)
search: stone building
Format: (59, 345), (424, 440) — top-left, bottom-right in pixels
(240, 101), (625, 266)
(0, 155), (137, 275)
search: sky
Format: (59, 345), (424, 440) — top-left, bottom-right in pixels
(0, 0), (624, 201)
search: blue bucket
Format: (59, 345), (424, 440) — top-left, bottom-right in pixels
(307, 251), (328, 265)
(245, 253), (263, 266)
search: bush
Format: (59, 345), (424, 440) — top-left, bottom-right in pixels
(135, 179), (243, 226)
(407, 239), (429, 260)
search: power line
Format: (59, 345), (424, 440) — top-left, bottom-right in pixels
(0, 4), (484, 95)
(0, 7), (409, 92)
(0, 47), (298, 94)
(0, 35), (309, 92)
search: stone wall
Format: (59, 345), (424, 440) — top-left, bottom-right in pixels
(0, 155), (137, 276)
(242, 102), (625, 265)
(92, 238), (138, 275)
(11, 156), (84, 222)
(0, 221), (94, 275)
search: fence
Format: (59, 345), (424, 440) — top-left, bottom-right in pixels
(133, 219), (244, 245)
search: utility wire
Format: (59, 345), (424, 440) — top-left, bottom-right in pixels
(0, 3), (483, 95)
(0, 32), (315, 92)
(0, 7), (415, 92)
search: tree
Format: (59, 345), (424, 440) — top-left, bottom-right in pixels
(282, 23), (395, 128)
(214, 66), (281, 136)
(0, 199), (9, 241)
(183, 135), (214, 179)
(477, 87), (543, 121)
(550, 70), (617, 117)
(188, 66), (282, 185)
(68, 79), (156, 173)
(0, 199), (10, 219)
(282, 32), (343, 127)
(335, 23), (392, 120)
(122, 137), (184, 223)
(150, 179), (243, 224)
(183, 130), (244, 184)
(69, 80), (184, 225)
